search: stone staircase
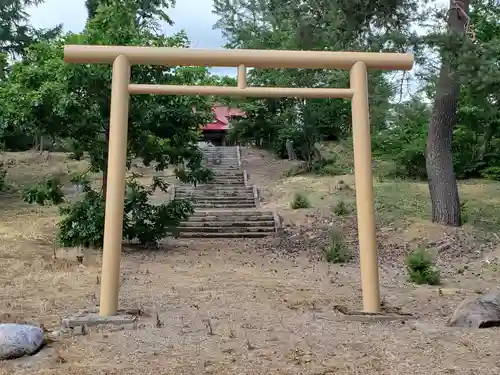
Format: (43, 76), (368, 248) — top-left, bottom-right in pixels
(173, 146), (280, 238)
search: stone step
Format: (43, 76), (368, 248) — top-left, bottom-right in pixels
(187, 215), (274, 222)
(175, 185), (253, 195)
(205, 166), (239, 169)
(203, 152), (237, 154)
(175, 187), (252, 193)
(191, 202), (256, 208)
(207, 178), (245, 185)
(190, 210), (271, 216)
(180, 220), (274, 227)
(203, 156), (238, 159)
(200, 146), (236, 152)
(206, 182), (245, 185)
(176, 188), (252, 194)
(210, 180), (245, 184)
(188, 197), (255, 204)
(177, 195), (255, 200)
(212, 173), (244, 177)
(194, 203), (256, 208)
(203, 159), (238, 162)
(178, 226), (274, 233)
(176, 194), (254, 200)
(177, 232), (271, 238)
(208, 168), (240, 171)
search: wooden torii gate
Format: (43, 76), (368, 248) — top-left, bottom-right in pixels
(64, 45), (414, 317)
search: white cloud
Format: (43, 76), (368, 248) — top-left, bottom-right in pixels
(27, 0), (236, 76)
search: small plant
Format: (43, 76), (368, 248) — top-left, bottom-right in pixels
(406, 248), (441, 285)
(175, 166), (214, 187)
(480, 166), (500, 181)
(325, 229), (351, 263)
(25, 174), (194, 249)
(283, 165), (303, 177)
(290, 192), (311, 209)
(23, 177), (65, 205)
(460, 200), (469, 224)
(333, 200), (350, 215)
(0, 162), (7, 191)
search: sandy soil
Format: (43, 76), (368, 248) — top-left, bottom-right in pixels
(1, 149), (500, 375)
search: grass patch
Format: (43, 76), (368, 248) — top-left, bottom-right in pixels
(406, 248), (441, 285)
(373, 178), (500, 232)
(290, 192), (311, 209)
(325, 229), (351, 263)
(332, 200), (351, 216)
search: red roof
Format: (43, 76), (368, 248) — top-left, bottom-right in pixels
(202, 105), (245, 132)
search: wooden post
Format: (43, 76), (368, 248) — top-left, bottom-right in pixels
(99, 55), (131, 317)
(350, 61), (381, 313)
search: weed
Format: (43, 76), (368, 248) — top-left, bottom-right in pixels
(290, 192), (311, 209)
(460, 200), (469, 224)
(325, 229), (351, 263)
(333, 200), (350, 215)
(406, 248), (441, 285)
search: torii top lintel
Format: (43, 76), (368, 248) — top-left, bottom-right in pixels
(64, 45), (414, 71)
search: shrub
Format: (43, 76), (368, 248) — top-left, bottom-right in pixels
(26, 175), (194, 249)
(57, 187), (105, 248)
(22, 177), (65, 205)
(312, 156), (351, 176)
(480, 166), (500, 181)
(290, 192), (311, 209)
(325, 229), (351, 263)
(0, 162), (7, 191)
(333, 200), (350, 215)
(460, 200), (469, 224)
(406, 248), (441, 285)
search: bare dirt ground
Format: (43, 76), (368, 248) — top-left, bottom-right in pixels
(1, 149), (500, 375)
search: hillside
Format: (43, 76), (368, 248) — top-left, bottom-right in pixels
(0, 148), (500, 375)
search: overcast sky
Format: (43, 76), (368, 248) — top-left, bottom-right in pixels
(27, 0), (448, 90)
(27, 0), (236, 76)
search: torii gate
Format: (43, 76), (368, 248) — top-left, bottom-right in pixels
(64, 45), (413, 317)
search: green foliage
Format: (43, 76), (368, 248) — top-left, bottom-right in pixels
(290, 192), (311, 209)
(311, 156), (351, 176)
(0, 162), (7, 191)
(406, 248), (441, 285)
(56, 176), (194, 248)
(122, 176), (194, 247)
(215, 0), (401, 161)
(324, 229), (351, 264)
(333, 200), (350, 216)
(480, 166), (500, 181)
(57, 186), (105, 248)
(1, 0), (214, 247)
(22, 177), (65, 205)
(372, 99), (429, 180)
(0, 0), (62, 57)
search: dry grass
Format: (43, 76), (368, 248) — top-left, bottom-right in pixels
(1, 150), (500, 375)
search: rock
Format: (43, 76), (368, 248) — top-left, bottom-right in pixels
(447, 291), (500, 328)
(0, 323), (45, 360)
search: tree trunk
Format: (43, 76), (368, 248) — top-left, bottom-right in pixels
(426, 0), (470, 226)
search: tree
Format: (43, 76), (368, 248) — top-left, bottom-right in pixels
(85, 0), (175, 25)
(0, 0), (61, 57)
(212, 0), (421, 160)
(425, 0), (471, 226)
(4, 0), (215, 247)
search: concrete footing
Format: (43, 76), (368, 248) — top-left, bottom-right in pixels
(62, 308), (141, 328)
(332, 305), (416, 323)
